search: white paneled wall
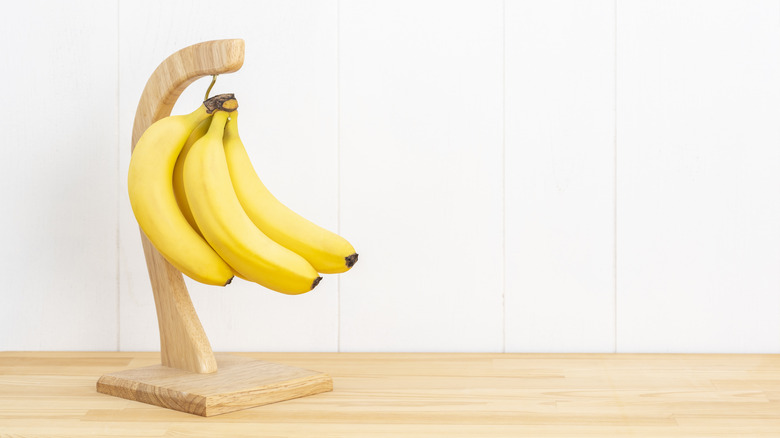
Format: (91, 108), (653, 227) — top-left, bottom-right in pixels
(339, 0), (505, 352)
(504, 0), (616, 352)
(0, 1), (119, 350)
(1, 0), (779, 353)
(616, 0), (780, 352)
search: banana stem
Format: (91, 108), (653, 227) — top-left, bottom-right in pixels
(204, 93), (238, 114)
(204, 75), (218, 101)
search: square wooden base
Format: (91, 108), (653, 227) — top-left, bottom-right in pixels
(96, 353), (332, 416)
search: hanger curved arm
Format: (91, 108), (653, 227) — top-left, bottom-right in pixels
(130, 39), (245, 374)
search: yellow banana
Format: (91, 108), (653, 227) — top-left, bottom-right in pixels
(172, 116), (211, 235)
(184, 110), (322, 294)
(223, 111), (358, 274)
(127, 96), (235, 286)
(172, 115), (246, 281)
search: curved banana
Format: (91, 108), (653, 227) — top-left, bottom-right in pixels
(171, 115), (247, 281)
(127, 97), (234, 286)
(223, 111), (358, 274)
(172, 116), (211, 235)
(184, 110), (322, 294)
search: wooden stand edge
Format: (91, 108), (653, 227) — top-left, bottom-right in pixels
(97, 354), (332, 417)
(98, 39), (333, 417)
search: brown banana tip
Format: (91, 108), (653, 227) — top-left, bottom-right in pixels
(345, 253), (359, 268)
(204, 93), (238, 114)
(224, 276), (234, 286)
(311, 276), (323, 290)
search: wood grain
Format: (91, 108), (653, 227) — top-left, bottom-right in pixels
(130, 39), (244, 374)
(96, 354), (332, 416)
(130, 39), (245, 145)
(3, 352), (780, 436)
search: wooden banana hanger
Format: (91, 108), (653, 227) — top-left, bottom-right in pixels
(97, 39), (332, 417)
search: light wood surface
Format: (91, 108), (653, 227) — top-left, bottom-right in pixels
(131, 39), (245, 374)
(4, 352), (780, 436)
(97, 354), (332, 416)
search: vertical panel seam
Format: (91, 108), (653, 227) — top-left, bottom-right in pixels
(336, 0), (342, 353)
(501, 0), (507, 354)
(116, 0), (121, 353)
(613, 0), (618, 354)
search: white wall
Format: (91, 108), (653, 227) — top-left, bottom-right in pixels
(1, 0), (778, 353)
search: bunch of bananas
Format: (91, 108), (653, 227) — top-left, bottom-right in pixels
(128, 93), (357, 294)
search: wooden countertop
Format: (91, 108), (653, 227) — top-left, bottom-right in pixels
(1, 352), (779, 436)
